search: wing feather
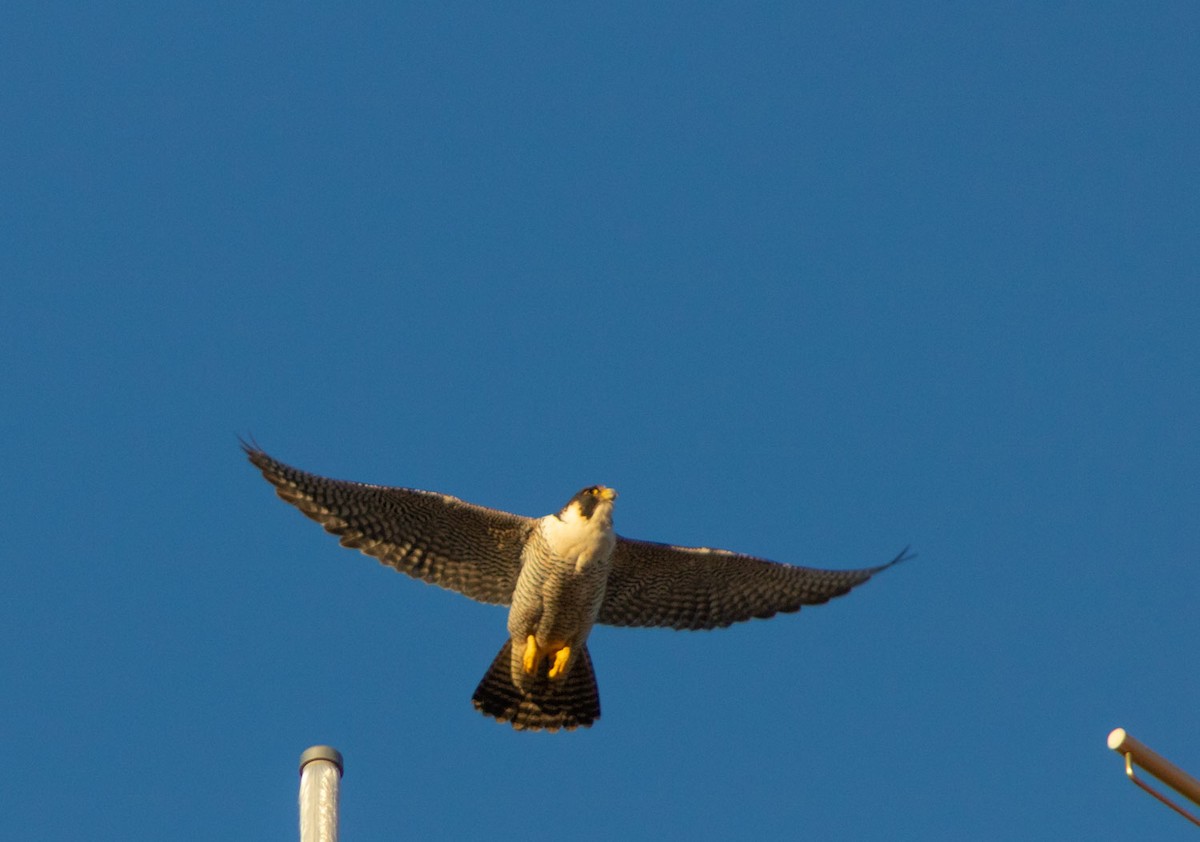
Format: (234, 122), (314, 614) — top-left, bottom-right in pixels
(245, 447), (531, 605)
(598, 539), (909, 629)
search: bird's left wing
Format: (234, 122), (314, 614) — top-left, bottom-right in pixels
(598, 539), (909, 629)
(245, 447), (532, 605)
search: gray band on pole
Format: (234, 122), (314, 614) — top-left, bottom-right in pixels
(299, 745), (344, 777)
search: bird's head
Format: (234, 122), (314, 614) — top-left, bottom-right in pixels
(560, 485), (618, 526)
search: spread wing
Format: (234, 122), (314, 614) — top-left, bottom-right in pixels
(245, 446), (532, 605)
(598, 539), (910, 629)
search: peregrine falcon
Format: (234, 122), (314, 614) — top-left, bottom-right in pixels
(245, 446), (909, 731)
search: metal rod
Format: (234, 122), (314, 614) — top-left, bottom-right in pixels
(299, 746), (344, 842)
(1108, 728), (1200, 827)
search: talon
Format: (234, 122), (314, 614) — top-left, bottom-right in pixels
(522, 635), (539, 674)
(548, 645), (572, 679)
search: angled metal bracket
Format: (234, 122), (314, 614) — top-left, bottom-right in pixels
(1108, 728), (1200, 828)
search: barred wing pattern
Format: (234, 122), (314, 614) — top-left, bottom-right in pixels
(246, 448), (532, 605)
(598, 539), (910, 629)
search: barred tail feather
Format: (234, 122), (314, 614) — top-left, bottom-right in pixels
(471, 639), (600, 731)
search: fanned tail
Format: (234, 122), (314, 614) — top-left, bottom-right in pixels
(471, 639), (600, 731)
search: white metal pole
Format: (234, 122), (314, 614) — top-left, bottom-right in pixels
(299, 745), (344, 842)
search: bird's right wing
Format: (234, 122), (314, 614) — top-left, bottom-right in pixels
(245, 447), (532, 605)
(598, 539), (909, 629)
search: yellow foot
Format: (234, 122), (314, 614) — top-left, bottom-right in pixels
(548, 645), (572, 679)
(522, 635), (539, 674)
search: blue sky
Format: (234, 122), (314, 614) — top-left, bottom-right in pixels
(4, 2), (1198, 839)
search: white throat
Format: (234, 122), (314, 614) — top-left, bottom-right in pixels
(541, 501), (615, 566)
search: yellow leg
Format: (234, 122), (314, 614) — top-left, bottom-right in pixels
(522, 635), (540, 674)
(548, 645), (572, 679)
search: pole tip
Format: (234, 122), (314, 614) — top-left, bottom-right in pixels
(299, 745), (344, 777)
(1108, 728), (1128, 751)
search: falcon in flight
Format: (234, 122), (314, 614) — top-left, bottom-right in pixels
(245, 446), (909, 731)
